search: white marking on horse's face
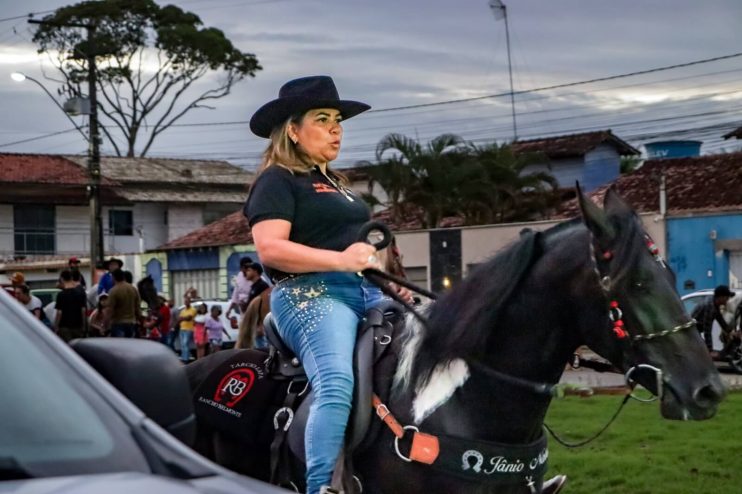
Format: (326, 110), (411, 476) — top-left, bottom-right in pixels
(412, 358), (470, 424)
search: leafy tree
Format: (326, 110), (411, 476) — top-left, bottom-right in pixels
(368, 133), (470, 228)
(360, 134), (558, 227)
(32, 0), (261, 157)
(473, 143), (558, 223)
(620, 155), (642, 174)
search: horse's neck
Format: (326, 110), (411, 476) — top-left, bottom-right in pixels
(391, 235), (592, 445)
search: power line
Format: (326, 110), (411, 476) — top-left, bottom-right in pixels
(0, 10), (55, 24)
(0, 127), (87, 148)
(366, 51), (742, 113)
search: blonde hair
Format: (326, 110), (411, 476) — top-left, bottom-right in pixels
(256, 111), (349, 185)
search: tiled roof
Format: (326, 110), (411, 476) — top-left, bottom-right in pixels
(723, 126), (742, 140)
(116, 188), (247, 203)
(156, 210), (252, 250)
(558, 152), (742, 216)
(156, 203), (467, 251)
(0, 154), (117, 185)
(511, 130), (639, 158)
(65, 155), (254, 185)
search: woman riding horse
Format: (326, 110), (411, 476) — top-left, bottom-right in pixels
(188, 187), (725, 493)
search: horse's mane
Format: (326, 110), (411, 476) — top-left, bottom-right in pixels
(411, 228), (545, 389)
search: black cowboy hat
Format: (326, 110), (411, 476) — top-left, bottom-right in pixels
(714, 285), (736, 298)
(105, 257), (123, 269)
(249, 75), (370, 139)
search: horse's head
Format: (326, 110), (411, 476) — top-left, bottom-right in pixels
(136, 275), (159, 309)
(576, 187), (725, 420)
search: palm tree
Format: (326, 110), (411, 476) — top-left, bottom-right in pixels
(361, 133), (471, 228)
(473, 142), (558, 222)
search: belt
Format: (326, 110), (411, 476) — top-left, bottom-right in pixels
(272, 272), (304, 284)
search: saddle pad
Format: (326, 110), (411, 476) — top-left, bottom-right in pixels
(193, 349), (289, 441)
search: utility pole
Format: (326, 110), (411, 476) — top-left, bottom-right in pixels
(489, 0), (518, 141)
(29, 19), (103, 283)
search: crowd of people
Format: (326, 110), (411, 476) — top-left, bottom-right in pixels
(9, 254), (273, 363)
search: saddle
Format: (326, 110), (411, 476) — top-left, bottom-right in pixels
(263, 299), (405, 466)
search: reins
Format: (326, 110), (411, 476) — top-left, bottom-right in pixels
(357, 221), (692, 453)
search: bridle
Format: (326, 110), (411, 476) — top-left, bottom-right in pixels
(588, 233), (698, 345)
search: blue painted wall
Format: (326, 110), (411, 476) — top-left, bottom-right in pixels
(145, 258), (163, 292)
(167, 248), (219, 271)
(522, 144), (621, 192)
(583, 144), (620, 192)
(667, 214), (742, 295)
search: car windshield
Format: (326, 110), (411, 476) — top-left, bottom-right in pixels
(0, 307), (149, 478)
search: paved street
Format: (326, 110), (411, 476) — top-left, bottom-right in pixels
(560, 366), (742, 391)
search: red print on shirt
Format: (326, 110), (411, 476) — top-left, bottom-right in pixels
(313, 182), (337, 193)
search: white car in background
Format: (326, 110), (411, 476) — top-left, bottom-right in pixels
(681, 289), (741, 352)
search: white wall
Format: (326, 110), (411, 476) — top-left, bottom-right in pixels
(168, 204), (204, 241)
(56, 205), (90, 255)
(395, 212), (666, 279)
(133, 203), (168, 251)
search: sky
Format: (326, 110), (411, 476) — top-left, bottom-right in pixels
(1, 0), (742, 171)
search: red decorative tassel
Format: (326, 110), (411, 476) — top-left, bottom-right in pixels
(613, 326), (627, 339)
(603, 251), (613, 260)
(610, 300), (619, 309)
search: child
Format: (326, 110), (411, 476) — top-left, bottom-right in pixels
(88, 293), (109, 337)
(193, 303), (208, 359)
(205, 305), (229, 354)
(143, 308), (161, 341)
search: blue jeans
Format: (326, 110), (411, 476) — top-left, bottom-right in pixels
(270, 272), (384, 494)
(179, 330), (194, 362)
(254, 334), (268, 349)
(110, 323), (137, 338)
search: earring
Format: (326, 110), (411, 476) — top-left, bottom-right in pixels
(290, 136), (297, 145)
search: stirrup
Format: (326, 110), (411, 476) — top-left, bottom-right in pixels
(542, 474), (568, 494)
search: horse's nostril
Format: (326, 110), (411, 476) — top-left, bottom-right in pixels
(693, 381), (727, 407)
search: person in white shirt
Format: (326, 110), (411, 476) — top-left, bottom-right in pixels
(14, 284), (43, 320)
(226, 256), (254, 319)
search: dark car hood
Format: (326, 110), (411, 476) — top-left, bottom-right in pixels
(0, 471), (284, 494)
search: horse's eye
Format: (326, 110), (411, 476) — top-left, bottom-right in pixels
(634, 278), (651, 291)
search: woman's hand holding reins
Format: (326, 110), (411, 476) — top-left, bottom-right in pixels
(338, 242), (382, 272)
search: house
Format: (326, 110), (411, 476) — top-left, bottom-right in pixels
(511, 130), (640, 192)
(0, 153), (252, 288)
(143, 211), (255, 302)
(559, 151), (742, 294)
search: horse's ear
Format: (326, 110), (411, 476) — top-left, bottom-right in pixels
(603, 186), (634, 219)
(576, 182), (615, 247)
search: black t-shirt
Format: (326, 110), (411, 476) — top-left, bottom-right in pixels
(247, 279), (270, 304)
(244, 165), (370, 278)
(56, 287), (87, 328)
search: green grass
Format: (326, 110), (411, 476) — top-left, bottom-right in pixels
(545, 391), (741, 494)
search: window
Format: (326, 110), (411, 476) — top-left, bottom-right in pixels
(14, 205), (55, 255)
(0, 306), (150, 476)
(109, 210), (133, 236)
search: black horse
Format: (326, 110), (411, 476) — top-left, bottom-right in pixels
(186, 189), (725, 493)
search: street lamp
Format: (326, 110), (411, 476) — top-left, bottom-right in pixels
(10, 72), (89, 142)
(11, 69), (102, 282)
